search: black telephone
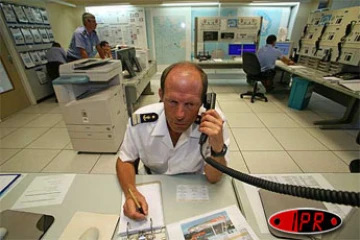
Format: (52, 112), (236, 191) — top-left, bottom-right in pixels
(333, 72), (360, 80)
(199, 92), (217, 145)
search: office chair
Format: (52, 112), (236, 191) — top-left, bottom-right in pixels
(240, 52), (268, 103)
(46, 61), (63, 81)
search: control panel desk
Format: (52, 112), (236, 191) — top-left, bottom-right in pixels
(0, 173), (237, 239)
(276, 62), (360, 128)
(194, 59), (243, 69)
(233, 173), (360, 239)
(123, 61), (157, 116)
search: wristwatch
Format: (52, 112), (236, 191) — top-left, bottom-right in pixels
(211, 144), (228, 157)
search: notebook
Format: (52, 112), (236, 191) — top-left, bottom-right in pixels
(118, 182), (165, 238)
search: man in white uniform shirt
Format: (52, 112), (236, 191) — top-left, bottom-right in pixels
(116, 61), (230, 220)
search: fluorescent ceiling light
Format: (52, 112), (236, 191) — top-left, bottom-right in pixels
(162, 2), (219, 7)
(249, 2), (300, 6)
(47, 0), (76, 7)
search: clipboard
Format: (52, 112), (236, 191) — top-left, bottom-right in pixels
(118, 181), (167, 240)
(0, 174), (21, 196)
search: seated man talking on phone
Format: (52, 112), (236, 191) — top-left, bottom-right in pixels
(116, 61), (230, 220)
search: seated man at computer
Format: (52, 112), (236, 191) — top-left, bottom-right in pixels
(116, 61), (230, 220)
(257, 34), (294, 92)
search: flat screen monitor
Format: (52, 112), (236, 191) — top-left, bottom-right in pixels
(242, 44), (257, 54)
(228, 44), (242, 56)
(221, 32), (234, 40)
(116, 47), (142, 78)
(203, 31), (218, 41)
(275, 41), (293, 57)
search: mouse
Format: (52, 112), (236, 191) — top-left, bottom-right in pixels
(0, 227), (7, 240)
(79, 227), (99, 240)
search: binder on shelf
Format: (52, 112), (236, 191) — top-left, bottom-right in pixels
(118, 182), (166, 240)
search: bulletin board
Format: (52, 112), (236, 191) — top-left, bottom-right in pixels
(87, 7), (147, 49)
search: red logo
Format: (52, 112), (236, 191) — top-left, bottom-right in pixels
(268, 208), (342, 235)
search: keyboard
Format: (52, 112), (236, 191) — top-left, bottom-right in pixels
(213, 58), (223, 62)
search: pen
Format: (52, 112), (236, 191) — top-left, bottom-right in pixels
(128, 188), (145, 215)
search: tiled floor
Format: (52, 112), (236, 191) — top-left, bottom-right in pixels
(0, 73), (359, 175)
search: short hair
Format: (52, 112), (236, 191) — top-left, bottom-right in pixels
(100, 41), (109, 47)
(82, 12), (95, 25)
(266, 35), (277, 44)
(52, 42), (61, 48)
(160, 61), (208, 102)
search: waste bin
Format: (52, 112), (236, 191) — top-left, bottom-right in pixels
(288, 77), (314, 110)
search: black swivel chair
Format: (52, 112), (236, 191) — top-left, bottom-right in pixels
(46, 61), (63, 81)
(240, 52), (268, 103)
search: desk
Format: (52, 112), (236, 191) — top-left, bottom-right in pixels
(123, 61), (157, 116)
(0, 173), (237, 239)
(194, 59), (243, 69)
(276, 62), (360, 128)
(233, 173), (360, 239)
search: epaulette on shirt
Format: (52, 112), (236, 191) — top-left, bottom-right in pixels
(131, 112), (159, 126)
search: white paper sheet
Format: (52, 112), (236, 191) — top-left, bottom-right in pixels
(59, 212), (119, 240)
(338, 80), (360, 92)
(242, 174), (352, 234)
(167, 205), (259, 240)
(118, 182), (164, 236)
(0, 174), (21, 196)
(12, 174), (75, 209)
(176, 185), (209, 201)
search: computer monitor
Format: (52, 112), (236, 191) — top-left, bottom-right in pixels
(228, 44), (242, 56)
(275, 41), (293, 58)
(242, 44), (257, 54)
(203, 31), (218, 41)
(115, 47), (142, 78)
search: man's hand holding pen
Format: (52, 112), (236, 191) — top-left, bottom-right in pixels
(124, 188), (148, 220)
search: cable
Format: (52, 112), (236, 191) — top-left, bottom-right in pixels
(200, 144), (360, 207)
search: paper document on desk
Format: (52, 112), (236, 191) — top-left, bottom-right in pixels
(0, 174), (21, 197)
(338, 79), (360, 92)
(213, 58), (223, 62)
(167, 204), (259, 239)
(323, 76), (342, 83)
(12, 174), (75, 209)
(118, 182), (164, 237)
(288, 65), (306, 69)
(242, 174), (352, 234)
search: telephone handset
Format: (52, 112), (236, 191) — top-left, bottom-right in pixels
(199, 92), (217, 145)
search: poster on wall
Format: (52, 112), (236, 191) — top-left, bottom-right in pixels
(21, 28), (34, 44)
(12, 5), (28, 23)
(0, 3), (17, 23)
(10, 28), (25, 45)
(30, 28), (42, 43)
(22, 6), (36, 23)
(40, 9), (49, 24)
(20, 52), (35, 68)
(0, 58), (14, 94)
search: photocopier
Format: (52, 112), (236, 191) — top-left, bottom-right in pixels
(53, 59), (127, 153)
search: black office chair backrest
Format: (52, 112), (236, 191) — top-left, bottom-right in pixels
(242, 52), (261, 76)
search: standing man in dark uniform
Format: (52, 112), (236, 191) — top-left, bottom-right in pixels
(67, 12), (104, 61)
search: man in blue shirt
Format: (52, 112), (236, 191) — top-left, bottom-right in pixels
(67, 13), (104, 61)
(46, 42), (67, 81)
(257, 35), (294, 92)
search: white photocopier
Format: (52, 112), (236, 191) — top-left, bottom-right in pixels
(53, 59), (127, 153)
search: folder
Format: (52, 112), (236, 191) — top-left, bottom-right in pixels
(117, 182), (166, 239)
